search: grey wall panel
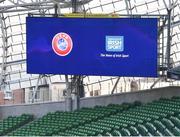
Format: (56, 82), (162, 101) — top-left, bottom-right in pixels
(0, 101), (65, 119)
(80, 86), (180, 108)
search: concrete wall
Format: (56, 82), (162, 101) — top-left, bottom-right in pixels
(0, 101), (65, 119)
(0, 86), (180, 119)
(80, 86), (180, 108)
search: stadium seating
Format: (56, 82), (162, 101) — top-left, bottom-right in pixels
(56, 97), (180, 136)
(6, 96), (180, 136)
(8, 103), (131, 136)
(0, 114), (33, 136)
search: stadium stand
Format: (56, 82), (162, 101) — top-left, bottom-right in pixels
(5, 96), (180, 136)
(0, 114), (33, 136)
(8, 104), (130, 136)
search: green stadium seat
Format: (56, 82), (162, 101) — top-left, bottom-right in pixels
(120, 128), (131, 136)
(144, 122), (157, 135)
(169, 116), (180, 128)
(128, 126), (139, 136)
(171, 127), (180, 136)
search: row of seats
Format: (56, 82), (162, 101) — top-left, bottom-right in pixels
(0, 114), (33, 136)
(8, 103), (131, 136)
(54, 103), (140, 136)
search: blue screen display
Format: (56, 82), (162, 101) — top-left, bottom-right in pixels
(27, 17), (158, 77)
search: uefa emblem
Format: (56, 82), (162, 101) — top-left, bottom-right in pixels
(52, 32), (73, 56)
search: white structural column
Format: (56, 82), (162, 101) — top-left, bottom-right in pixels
(0, 14), (8, 92)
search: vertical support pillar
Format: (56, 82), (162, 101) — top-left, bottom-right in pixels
(65, 75), (72, 111)
(65, 96), (72, 112)
(166, 9), (172, 70)
(72, 0), (77, 13)
(73, 94), (80, 110)
(54, 4), (58, 17)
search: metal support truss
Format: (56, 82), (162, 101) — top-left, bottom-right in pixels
(53, 0), (61, 16)
(31, 75), (42, 103)
(150, 77), (163, 89)
(0, 0), (91, 13)
(124, 0), (132, 15)
(166, 8), (172, 70)
(72, 0), (78, 13)
(0, 14), (8, 91)
(111, 77), (121, 94)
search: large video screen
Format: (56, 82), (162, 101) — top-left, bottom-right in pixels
(27, 17), (158, 77)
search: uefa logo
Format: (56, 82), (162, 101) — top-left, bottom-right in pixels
(52, 32), (73, 56)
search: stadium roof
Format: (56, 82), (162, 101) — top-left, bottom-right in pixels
(0, 0), (180, 93)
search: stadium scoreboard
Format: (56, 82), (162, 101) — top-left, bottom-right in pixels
(27, 16), (158, 77)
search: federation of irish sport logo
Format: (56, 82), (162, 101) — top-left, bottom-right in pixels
(52, 32), (73, 56)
